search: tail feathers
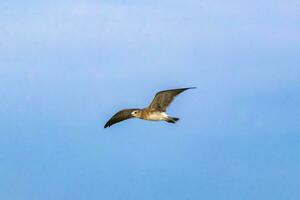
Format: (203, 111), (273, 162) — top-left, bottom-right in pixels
(166, 117), (180, 124)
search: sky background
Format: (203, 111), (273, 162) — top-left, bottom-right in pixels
(1, 0), (300, 199)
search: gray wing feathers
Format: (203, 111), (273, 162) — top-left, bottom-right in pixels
(104, 108), (139, 128)
(148, 87), (195, 111)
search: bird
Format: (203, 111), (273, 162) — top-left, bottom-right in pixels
(104, 87), (196, 128)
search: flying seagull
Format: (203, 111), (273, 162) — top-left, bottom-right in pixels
(104, 87), (196, 128)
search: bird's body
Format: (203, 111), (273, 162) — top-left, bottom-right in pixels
(104, 87), (195, 128)
(135, 109), (168, 121)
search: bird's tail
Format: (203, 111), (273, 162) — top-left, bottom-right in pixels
(166, 117), (180, 124)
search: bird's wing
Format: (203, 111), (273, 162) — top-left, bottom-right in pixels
(104, 108), (139, 128)
(148, 87), (196, 112)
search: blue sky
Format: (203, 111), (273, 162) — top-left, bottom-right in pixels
(1, 0), (300, 199)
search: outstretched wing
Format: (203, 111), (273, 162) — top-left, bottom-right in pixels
(104, 108), (139, 128)
(148, 87), (196, 112)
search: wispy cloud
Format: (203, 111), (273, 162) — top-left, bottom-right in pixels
(1, 0), (299, 51)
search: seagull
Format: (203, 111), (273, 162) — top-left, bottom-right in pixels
(104, 87), (196, 128)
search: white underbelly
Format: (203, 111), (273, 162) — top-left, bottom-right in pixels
(146, 112), (168, 121)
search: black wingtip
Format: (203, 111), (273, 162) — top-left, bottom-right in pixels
(182, 87), (196, 91)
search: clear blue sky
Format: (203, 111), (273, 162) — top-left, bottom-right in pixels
(1, 0), (300, 199)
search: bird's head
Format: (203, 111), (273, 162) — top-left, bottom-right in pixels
(131, 110), (141, 118)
